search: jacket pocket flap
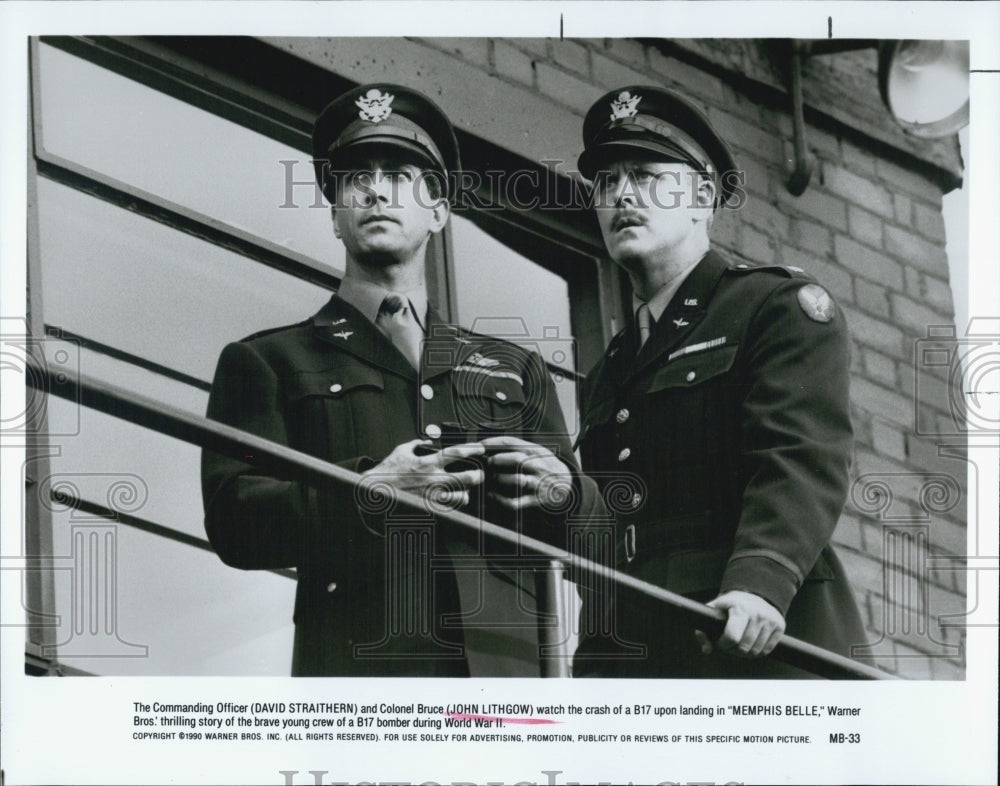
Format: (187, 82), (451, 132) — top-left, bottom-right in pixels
(286, 365), (385, 400)
(454, 374), (527, 405)
(646, 345), (738, 393)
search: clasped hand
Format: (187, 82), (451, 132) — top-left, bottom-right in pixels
(479, 435), (574, 512)
(359, 436), (573, 513)
(360, 438), (485, 509)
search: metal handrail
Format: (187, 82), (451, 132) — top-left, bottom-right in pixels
(26, 363), (894, 680)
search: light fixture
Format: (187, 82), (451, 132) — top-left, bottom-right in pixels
(786, 39), (970, 195)
(879, 40), (970, 138)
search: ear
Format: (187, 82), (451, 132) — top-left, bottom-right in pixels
(695, 174), (717, 211)
(428, 197), (451, 234)
(331, 206), (342, 238)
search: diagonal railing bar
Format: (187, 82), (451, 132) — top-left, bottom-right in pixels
(25, 363), (894, 680)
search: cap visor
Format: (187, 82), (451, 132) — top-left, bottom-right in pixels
(328, 136), (441, 174)
(579, 139), (694, 180)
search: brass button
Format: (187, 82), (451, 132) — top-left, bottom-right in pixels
(326, 582), (337, 593)
(616, 408), (630, 424)
(329, 383), (342, 393)
(686, 371), (696, 382)
(496, 391), (508, 401)
(618, 448), (631, 462)
(425, 424), (442, 439)
(420, 384), (434, 400)
(631, 493), (643, 508)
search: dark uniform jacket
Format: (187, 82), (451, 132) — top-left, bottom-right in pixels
(573, 249), (868, 678)
(202, 294), (595, 677)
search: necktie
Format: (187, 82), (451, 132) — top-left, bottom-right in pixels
(377, 293), (423, 369)
(636, 302), (653, 353)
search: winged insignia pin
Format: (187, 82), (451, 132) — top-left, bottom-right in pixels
(467, 352), (500, 368)
(333, 330), (354, 340)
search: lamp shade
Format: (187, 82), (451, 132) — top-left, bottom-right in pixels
(879, 40), (970, 137)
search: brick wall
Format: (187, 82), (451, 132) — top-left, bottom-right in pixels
(270, 36), (968, 679)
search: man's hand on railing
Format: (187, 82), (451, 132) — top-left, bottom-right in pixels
(694, 590), (787, 659)
(359, 439), (486, 509)
(479, 436), (574, 512)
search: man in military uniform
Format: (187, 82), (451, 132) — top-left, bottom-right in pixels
(572, 86), (868, 678)
(202, 84), (590, 676)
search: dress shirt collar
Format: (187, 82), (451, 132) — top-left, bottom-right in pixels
(631, 253), (706, 323)
(337, 275), (429, 331)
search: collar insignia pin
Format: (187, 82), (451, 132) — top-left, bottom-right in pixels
(673, 318), (690, 328)
(684, 298), (698, 306)
(356, 89), (394, 123)
(333, 330), (354, 340)
(609, 91), (641, 121)
(331, 318), (347, 326)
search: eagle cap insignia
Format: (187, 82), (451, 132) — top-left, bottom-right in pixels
(356, 89), (394, 123)
(610, 91), (641, 121)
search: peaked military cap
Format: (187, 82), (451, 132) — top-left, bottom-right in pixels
(312, 84), (460, 200)
(579, 86), (739, 206)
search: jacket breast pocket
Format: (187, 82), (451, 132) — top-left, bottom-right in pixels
(284, 364), (387, 459)
(639, 345), (739, 512)
(645, 345), (738, 394)
(453, 371), (529, 433)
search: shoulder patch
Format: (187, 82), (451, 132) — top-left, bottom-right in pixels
(797, 284), (835, 323)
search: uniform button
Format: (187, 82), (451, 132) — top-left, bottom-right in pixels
(495, 391), (508, 401)
(420, 384), (434, 400)
(616, 408), (630, 424)
(631, 493), (643, 508)
(618, 447), (631, 462)
(686, 371), (696, 382)
(329, 383), (342, 393)
(425, 424), (442, 439)
(326, 582), (337, 593)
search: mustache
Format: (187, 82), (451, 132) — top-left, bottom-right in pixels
(611, 211), (646, 231)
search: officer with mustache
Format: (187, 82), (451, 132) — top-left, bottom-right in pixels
(572, 86), (868, 678)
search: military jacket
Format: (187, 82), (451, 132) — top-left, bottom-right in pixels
(202, 294), (592, 676)
(574, 249), (867, 677)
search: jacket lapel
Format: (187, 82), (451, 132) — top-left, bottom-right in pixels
(312, 295), (417, 381)
(625, 250), (730, 385)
